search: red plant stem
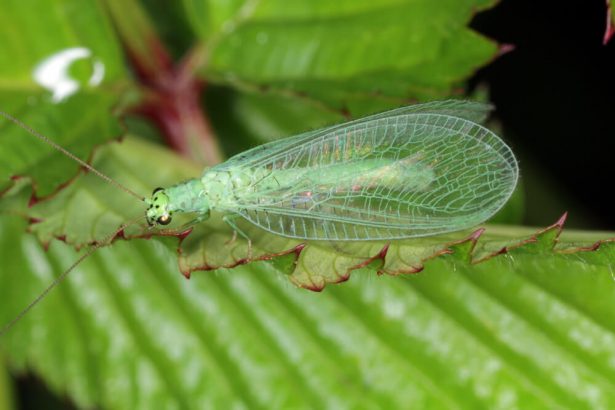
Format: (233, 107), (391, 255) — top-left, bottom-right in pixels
(135, 57), (223, 165)
(105, 0), (223, 165)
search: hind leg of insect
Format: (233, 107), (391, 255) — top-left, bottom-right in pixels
(223, 214), (253, 259)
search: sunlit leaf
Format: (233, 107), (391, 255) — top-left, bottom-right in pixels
(187, 0), (499, 113)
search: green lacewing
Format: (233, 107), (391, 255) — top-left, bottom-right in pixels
(0, 99), (518, 334)
(145, 100), (518, 240)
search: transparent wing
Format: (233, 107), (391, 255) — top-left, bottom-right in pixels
(209, 105), (517, 241)
(213, 100), (493, 173)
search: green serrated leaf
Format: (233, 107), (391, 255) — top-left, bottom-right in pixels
(188, 0), (499, 112)
(2, 206), (615, 409)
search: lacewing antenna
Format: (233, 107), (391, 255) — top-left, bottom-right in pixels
(0, 215), (147, 337)
(0, 111), (145, 202)
(0, 111), (150, 336)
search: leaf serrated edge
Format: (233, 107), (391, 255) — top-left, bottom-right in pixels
(285, 212), (613, 291)
(22, 209), (615, 292)
(178, 243), (307, 280)
(298, 243), (393, 292)
(472, 212), (568, 263)
(0, 134), (128, 207)
(114, 210), (615, 288)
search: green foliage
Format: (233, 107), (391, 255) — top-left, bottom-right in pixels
(3, 201), (615, 408)
(0, 0), (126, 197)
(192, 0), (498, 114)
(1, 0), (614, 409)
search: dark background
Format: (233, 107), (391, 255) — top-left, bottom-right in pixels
(471, 0), (614, 230)
(14, 0), (615, 409)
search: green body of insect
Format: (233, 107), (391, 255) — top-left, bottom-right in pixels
(145, 100), (518, 241)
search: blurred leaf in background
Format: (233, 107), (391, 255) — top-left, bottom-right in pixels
(1, 0), (614, 409)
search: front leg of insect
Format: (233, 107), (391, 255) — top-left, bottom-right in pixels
(164, 212), (211, 234)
